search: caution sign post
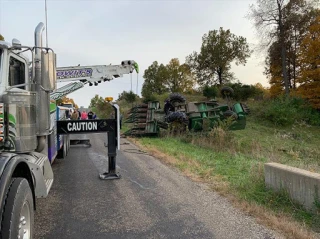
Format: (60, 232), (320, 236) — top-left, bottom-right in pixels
(57, 104), (121, 180)
(57, 119), (114, 134)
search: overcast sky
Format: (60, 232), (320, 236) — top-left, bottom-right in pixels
(0, 0), (267, 108)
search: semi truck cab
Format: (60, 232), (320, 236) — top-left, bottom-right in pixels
(0, 22), (138, 238)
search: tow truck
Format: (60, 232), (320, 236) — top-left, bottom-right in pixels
(0, 22), (138, 238)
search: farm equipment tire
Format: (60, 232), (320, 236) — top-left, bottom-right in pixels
(223, 110), (238, 120)
(167, 112), (188, 134)
(220, 86), (234, 97)
(1, 178), (34, 239)
(167, 111), (188, 123)
(168, 93), (186, 105)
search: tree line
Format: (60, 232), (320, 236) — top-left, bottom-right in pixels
(141, 0), (320, 108)
(141, 27), (252, 100)
(249, 0), (320, 108)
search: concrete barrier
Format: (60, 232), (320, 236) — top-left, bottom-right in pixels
(265, 162), (320, 211)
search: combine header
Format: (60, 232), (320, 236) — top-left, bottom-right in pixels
(124, 88), (250, 136)
(125, 102), (162, 136)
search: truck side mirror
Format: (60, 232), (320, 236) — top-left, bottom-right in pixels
(41, 51), (57, 91)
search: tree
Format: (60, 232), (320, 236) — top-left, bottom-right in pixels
(141, 59), (195, 97)
(249, 0), (319, 96)
(164, 58), (195, 93)
(225, 82), (262, 101)
(89, 94), (113, 118)
(141, 61), (168, 98)
(249, 0), (291, 95)
(265, 40), (285, 96)
(57, 96), (78, 108)
(117, 91), (138, 103)
(297, 16), (320, 108)
(255, 83), (271, 99)
(89, 94), (102, 109)
(186, 27), (251, 86)
(262, 3), (319, 96)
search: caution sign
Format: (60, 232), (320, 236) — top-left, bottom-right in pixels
(57, 119), (116, 134)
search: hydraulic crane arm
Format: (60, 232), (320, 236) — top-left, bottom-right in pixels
(50, 60), (139, 100)
(56, 60), (139, 85)
(50, 82), (85, 100)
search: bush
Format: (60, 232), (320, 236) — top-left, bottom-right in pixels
(203, 85), (218, 99)
(142, 94), (157, 103)
(118, 91), (138, 103)
(224, 82), (263, 101)
(252, 96), (320, 126)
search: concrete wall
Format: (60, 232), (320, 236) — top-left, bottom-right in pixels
(265, 163), (320, 211)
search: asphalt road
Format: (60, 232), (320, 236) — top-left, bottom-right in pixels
(34, 133), (283, 239)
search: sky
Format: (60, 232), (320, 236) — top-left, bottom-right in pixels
(0, 0), (267, 108)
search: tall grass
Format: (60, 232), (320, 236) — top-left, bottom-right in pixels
(124, 93), (320, 235)
(250, 96), (320, 127)
(136, 124), (320, 234)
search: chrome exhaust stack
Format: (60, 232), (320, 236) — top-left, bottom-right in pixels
(35, 22), (49, 137)
(34, 22), (56, 140)
(35, 23), (45, 64)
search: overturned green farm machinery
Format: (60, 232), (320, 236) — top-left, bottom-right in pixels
(124, 87), (250, 137)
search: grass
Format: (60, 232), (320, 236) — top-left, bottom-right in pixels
(232, 118), (320, 173)
(120, 123), (131, 134)
(125, 118), (320, 238)
(119, 94), (320, 237)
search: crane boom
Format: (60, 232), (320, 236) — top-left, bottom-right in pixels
(50, 82), (86, 100)
(56, 60), (138, 84)
(51, 60), (139, 100)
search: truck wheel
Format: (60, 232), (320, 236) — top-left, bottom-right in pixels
(1, 178), (34, 239)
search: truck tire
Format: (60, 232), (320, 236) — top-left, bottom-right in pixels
(1, 178), (34, 239)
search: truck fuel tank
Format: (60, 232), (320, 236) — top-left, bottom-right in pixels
(2, 89), (37, 152)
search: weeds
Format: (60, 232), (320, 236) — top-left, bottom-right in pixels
(122, 93), (320, 236)
(135, 134), (320, 236)
(132, 117), (320, 235)
(250, 96), (320, 127)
